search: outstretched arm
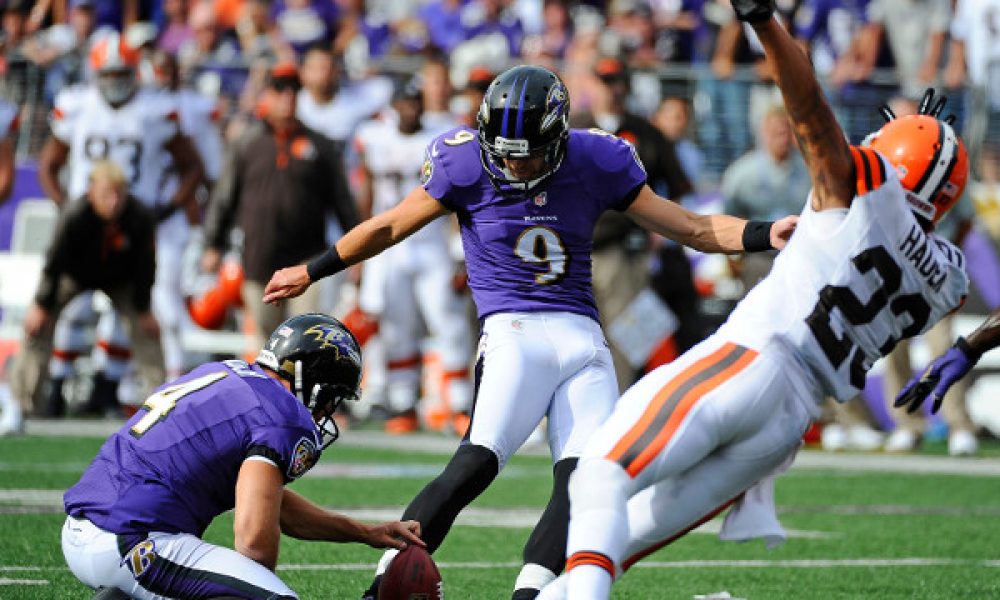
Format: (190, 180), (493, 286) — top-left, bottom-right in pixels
(280, 488), (424, 550)
(735, 2), (855, 212)
(895, 310), (1000, 414)
(625, 185), (797, 253)
(262, 185), (449, 304)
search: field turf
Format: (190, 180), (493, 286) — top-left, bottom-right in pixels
(1, 433), (999, 599)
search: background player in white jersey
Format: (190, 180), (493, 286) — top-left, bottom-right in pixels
(33, 33), (202, 414)
(540, 3), (971, 599)
(353, 78), (473, 435)
(263, 65), (796, 600)
(147, 48), (225, 379)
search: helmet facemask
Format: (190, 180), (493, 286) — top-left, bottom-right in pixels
(293, 360), (358, 449)
(98, 68), (138, 107)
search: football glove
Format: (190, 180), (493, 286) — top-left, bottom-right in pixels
(730, 0), (776, 23)
(893, 338), (982, 415)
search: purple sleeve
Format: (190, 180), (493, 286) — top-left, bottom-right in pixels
(420, 128), (480, 212)
(575, 130), (648, 212)
(247, 426), (321, 481)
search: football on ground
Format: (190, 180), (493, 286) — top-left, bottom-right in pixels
(378, 544), (443, 600)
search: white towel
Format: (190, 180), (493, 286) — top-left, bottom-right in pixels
(718, 443), (800, 549)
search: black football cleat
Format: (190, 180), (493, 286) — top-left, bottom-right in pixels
(512, 588), (540, 600)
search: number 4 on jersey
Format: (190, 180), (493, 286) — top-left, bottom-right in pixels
(130, 372), (228, 437)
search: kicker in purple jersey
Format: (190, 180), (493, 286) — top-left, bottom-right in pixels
(64, 360), (321, 537)
(422, 127), (647, 321)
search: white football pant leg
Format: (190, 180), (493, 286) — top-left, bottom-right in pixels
(153, 214), (190, 377)
(379, 266), (421, 414)
(50, 293), (98, 379)
(413, 262), (473, 413)
(62, 517), (297, 599)
(545, 316), (617, 462)
(93, 310), (131, 381)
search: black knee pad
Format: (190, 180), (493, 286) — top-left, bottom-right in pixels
(402, 444), (499, 552)
(522, 457), (579, 573)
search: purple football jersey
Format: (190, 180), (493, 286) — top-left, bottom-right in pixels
(64, 360), (321, 537)
(422, 127), (647, 321)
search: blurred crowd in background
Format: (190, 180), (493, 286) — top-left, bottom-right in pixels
(0, 0), (999, 456)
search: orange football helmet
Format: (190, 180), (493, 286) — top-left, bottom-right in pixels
(864, 89), (968, 227)
(90, 33), (141, 106)
(187, 260), (245, 330)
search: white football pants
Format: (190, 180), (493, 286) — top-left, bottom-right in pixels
(466, 311), (620, 468)
(62, 516), (296, 599)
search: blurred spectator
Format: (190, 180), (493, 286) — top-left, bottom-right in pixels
(0, 97), (15, 202)
(334, 0), (413, 61)
(720, 104), (809, 288)
(652, 95), (705, 189)
(793, 0), (882, 143)
(461, 0), (524, 57)
(157, 0), (193, 55)
(944, 0), (1000, 152)
(2, 0), (32, 56)
(177, 0), (241, 83)
(202, 64), (360, 353)
(296, 45), (392, 146)
(859, 0), (951, 101)
(696, 0), (756, 175)
(233, 0), (278, 64)
(420, 56), (458, 131)
(521, 0), (572, 61)
(971, 143), (1000, 244)
(419, 0), (467, 54)
(20, 0), (105, 101)
(604, 0), (661, 67)
(10, 161), (163, 418)
(455, 64), (494, 126)
(270, 0), (339, 58)
(650, 0), (703, 65)
(571, 56), (696, 389)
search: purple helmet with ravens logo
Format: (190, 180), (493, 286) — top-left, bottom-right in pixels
(477, 65), (570, 191)
(256, 313), (362, 449)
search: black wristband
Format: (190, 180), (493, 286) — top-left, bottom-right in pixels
(742, 220), (774, 253)
(955, 337), (984, 363)
(306, 246), (347, 281)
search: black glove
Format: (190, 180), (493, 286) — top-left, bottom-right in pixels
(731, 0), (775, 23)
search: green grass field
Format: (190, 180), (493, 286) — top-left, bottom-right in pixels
(2, 432), (1000, 599)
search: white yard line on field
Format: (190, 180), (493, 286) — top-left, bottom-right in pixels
(0, 577), (49, 585)
(5, 558), (999, 575)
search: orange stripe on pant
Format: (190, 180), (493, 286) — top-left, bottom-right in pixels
(566, 550), (615, 577)
(606, 343), (758, 478)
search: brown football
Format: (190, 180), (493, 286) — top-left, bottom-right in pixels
(378, 545), (443, 600)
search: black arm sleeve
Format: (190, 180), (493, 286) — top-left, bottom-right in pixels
(33, 202), (78, 310)
(321, 140), (361, 233)
(129, 202), (157, 312)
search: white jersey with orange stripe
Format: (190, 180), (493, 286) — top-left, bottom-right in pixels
(718, 146), (969, 402)
(51, 85), (181, 207)
(353, 115), (449, 252)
